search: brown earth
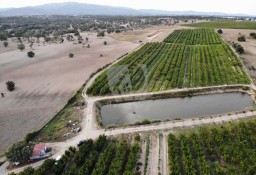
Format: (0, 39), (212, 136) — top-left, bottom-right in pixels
(107, 26), (187, 43)
(220, 29), (256, 77)
(0, 33), (139, 153)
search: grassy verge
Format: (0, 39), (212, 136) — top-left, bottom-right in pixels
(33, 89), (85, 142)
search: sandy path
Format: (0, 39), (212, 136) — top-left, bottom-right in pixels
(157, 133), (166, 175)
(147, 134), (158, 175)
(162, 132), (168, 175)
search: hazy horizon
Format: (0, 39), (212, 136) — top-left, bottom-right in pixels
(1, 0), (256, 16)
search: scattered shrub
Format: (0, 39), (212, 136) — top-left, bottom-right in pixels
(249, 32), (256, 37)
(232, 43), (245, 54)
(69, 53), (74, 58)
(18, 43), (25, 51)
(0, 32), (7, 41)
(97, 31), (105, 37)
(19, 167), (35, 175)
(27, 51), (35, 58)
(238, 35), (246, 42)
(217, 29), (223, 34)
(3, 41), (8, 47)
(134, 134), (141, 142)
(25, 131), (38, 143)
(6, 81), (15, 91)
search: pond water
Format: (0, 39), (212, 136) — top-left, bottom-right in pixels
(101, 92), (254, 126)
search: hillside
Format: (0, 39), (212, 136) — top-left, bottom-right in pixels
(0, 2), (250, 16)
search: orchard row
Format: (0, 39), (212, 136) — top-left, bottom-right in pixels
(168, 119), (256, 175)
(164, 28), (222, 45)
(87, 42), (249, 96)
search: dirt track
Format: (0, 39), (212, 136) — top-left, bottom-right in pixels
(0, 33), (139, 153)
(108, 26), (186, 43)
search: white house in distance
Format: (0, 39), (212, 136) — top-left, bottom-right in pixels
(30, 143), (48, 160)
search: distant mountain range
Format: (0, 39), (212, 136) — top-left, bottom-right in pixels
(0, 2), (252, 17)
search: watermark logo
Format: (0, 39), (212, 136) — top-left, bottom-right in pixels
(107, 64), (148, 103)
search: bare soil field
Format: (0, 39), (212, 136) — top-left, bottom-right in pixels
(108, 26), (186, 43)
(220, 29), (256, 77)
(0, 33), (139, 153)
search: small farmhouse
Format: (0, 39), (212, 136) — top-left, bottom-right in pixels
(30, 143), (47, 160)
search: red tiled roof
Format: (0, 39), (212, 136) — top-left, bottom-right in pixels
(31, 143), (46, 157)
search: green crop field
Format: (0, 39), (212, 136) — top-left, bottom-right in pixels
(168, 119), (256, 175)
(163, 28), (222, 45)
(183, 20), (256, 30)
(87, 29), (250, 96)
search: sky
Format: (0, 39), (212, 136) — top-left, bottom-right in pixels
(1, 0), (256, 16)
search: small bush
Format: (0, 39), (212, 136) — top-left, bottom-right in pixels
(236, 46), (244, 54)
(238, 35), (246, 42)
(115, 29), (121, 33)
(0, 32), (7, 41)
(97, 31), (105, 37)
(20, 167), (35, 175)
(27, 51), (35, 58)
(18, 43), (25, 51)
(232, 42), (245, 54)
(134, 134), (141, 142)
(3, 41), (8, 47)
(249, 32), (256, 37)
(217, 29), (223, 34)
(25, 131), (38, 143)
(69, 53), (74, 58)
(6, 81), (15, 91)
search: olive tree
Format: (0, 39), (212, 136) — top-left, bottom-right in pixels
(69, 53), (74, 58)
(97, 31), (105, 37)
(6, 81), (15, 91)
(18, 43), (25, 51)
(217, 29), (223, 34)
(0, 32), (7, 41)
(3, 41), (8, 47)
(27, 51), (35, 58)
(238, 35), (246, 42)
